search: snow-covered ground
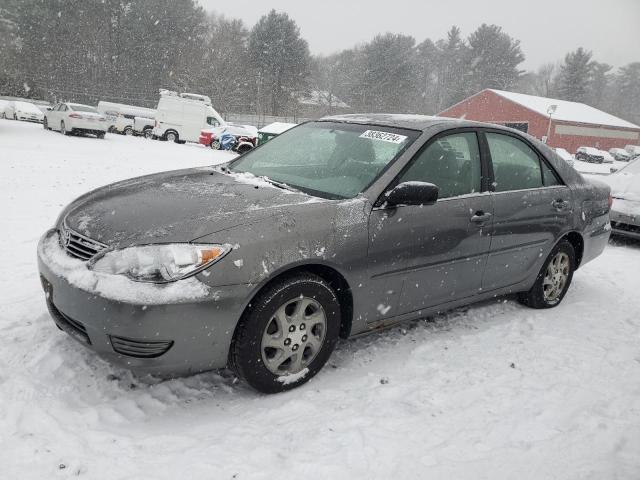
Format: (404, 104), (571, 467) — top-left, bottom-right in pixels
(1, 118), (640, 479)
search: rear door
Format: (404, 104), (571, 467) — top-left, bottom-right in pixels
(367, 130), (493, 323)
(481, 130), (572, 291)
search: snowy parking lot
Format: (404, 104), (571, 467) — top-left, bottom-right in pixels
(1, 118), (640, 479)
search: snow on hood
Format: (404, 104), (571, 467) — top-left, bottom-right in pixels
(39, 232), (210, 304)
(59, 167), (319, 247)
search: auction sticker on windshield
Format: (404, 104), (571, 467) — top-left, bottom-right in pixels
(360, 130), (408, 144)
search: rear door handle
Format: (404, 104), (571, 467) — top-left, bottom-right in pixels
(470, 211), (492, 224)
(552, 199), (570, 210)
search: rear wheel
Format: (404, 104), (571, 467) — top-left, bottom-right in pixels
(518, 240), (575, 309)
(43, 118), (48, 129)
(230, 273), (341, 393)
(165, 131), (178, 143)
(143, 127), (153, 139)
(96, 131), (105, 139)
(123, 126), (133, 136)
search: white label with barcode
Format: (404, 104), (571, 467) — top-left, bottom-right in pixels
(359, 130), (407, 144)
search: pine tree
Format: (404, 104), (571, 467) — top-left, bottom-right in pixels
(248, 10), (310, 116)
(558, 48), (594, 102)
(466, 24), (524, 92)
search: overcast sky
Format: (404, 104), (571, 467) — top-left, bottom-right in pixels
(199, 0), (640, 70)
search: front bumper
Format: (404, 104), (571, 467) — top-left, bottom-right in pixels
(37, 229), (252, 377)
(610, 201), (640, 240)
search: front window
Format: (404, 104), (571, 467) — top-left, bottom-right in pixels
(229, 121), (418, 199)
(206, 116), (220, 127)
(397, 132), (482, 199)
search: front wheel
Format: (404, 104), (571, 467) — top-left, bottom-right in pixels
(518, 240), (575, 309)
(96, 132), (105, 139)
(123, 126), (133, 136)
(230, 273), (341, 393)
(43, 118), (48, 129)
(143, 128), (153, 139)
(60, 121), (70, 135)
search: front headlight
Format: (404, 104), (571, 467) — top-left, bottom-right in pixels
(90, 243), (230, 283)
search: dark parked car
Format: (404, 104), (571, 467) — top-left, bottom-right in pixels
(38, 115), (611, 393)
(575, 146), (605, 163)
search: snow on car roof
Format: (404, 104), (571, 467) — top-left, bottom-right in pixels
(489, 89), (640, 130)
(259, 122), (297, 135)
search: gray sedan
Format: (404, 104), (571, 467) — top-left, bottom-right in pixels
(37, 115), (611, 393)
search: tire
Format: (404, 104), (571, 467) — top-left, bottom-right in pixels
(123, 126), (133, 136)
(143, 127), (153, 139)
(230, 273), (341, 393)
(96, 132), (105, 139)
(60, 121), (70, 136)
(518, 239), (575, 309)
(236, 144), (253, 154)
(43, 118), (48, 129)
(165, 131), (178, 143)
(210, 140), (221, 150)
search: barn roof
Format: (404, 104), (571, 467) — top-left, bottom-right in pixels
(488, 89), (639, 130)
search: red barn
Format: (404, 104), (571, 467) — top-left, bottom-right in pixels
(438, 89), (640, 153)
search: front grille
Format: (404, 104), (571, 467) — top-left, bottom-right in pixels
(109, 335), (174, 358)
(59, 224), (107, 261)
(46, 297), (92, 345)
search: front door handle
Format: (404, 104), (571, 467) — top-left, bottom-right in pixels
(552, 199), (570, 210)
(470, 211), (492, 224)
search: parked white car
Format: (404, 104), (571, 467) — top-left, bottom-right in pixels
(626, 145), (640, 160)
(5, 101), (44, 123)
(600, 150), (615, 164)
(554, 148), (575, 167)
(609, 148), (631, 162)
(600, 158), (640, 239)
(152, 90), (225, 143)
(133, 116), (155, 138)
(44, 103), (108, 138)
(0, 99), (10, 118)
(97, 101), (156, 135)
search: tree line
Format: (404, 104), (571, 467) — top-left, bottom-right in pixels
(0, 0), (638, 125)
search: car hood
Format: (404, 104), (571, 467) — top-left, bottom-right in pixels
(60, 167), (322, 247)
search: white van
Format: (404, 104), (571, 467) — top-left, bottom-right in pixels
(152, 90), (225, 143)
(97, 101), (156, 135)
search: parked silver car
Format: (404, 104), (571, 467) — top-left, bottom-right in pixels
(38, 115), (611, 393)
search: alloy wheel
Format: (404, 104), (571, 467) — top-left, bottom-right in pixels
(543, 252), (570, 303)
(260, 296), (327, 375)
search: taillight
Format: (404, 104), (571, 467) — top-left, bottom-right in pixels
(69, 113), (83, 119)
(608, 195), (613, 209)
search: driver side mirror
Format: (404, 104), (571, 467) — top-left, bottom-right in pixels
(385, 181), (439, 207)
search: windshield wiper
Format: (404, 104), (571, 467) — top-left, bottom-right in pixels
(260, 176), (301, 193)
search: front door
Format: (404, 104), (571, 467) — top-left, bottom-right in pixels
(481, 130), (573, 291)
(367, 131), (492, 323)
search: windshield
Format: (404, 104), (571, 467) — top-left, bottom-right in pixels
(70, 104), (99, 113)
(229, 121), (418, 199)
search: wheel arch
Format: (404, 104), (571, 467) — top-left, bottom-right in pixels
(560, 231), (584, 269)
(236, 262), (354, 341)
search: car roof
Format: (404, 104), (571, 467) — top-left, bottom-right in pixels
(318, 113), (484, 132)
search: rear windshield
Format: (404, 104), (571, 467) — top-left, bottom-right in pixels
(70, 104), (99, 113)
(229, 121), (419, 199)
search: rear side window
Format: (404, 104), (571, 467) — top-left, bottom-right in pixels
(398, 132), (482, 199)
(486, 133), (543, 191)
